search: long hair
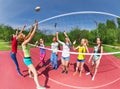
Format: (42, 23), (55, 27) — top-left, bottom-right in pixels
(97, 38), (102, 53)
(11, 35), (13, 41)
(84, 38), (88, 46)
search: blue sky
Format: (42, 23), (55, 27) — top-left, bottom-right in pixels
(0, 0), (120, 31)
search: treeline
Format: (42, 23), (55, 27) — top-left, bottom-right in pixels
(0, 18), (120, 45)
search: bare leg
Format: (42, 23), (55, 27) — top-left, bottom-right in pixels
(79, 62), (84, 77)
(28, 64), (45, 89)
(86, 61), (95, 75)
(61, 59), (66, 73)
(92, 60), (100, 80)
(28, 68), (33, 78)
(73, 62), (80, 76)
(65, 60), (69, 74)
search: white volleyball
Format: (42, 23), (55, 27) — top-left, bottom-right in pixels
(35, 6), (40, 12)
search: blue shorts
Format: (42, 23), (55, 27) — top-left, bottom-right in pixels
(62, 56), (70, 61)
(23, 57), (32, 66)
(77, 59), (85, 62)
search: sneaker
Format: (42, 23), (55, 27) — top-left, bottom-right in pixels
(79, 73), (82, 77)
(65, 70), (68, 74)
(42, 64), (46, 67)
(86, 72), (90, 75)
(37, 86), (46, 89)
(18, 70), (23, 76)
(61, 70), (65, 74)
(29, 74), (34, 78)
(92, 76), (95, 80)
(73, 72), (78, 76)
(53, 66), (58, 70)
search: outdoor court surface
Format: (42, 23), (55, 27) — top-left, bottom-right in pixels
(1, 47), (120, 89)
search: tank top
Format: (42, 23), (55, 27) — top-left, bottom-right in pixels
(11, 37), (17, 53)
(39, 44), (46, 54)
(77, 46), (86, 60)
(58, 40), (71, 57)
(93, 46), (100, 61)
(22, 45), (30, 57)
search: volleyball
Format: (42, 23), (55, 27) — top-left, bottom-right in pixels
(35, 6), (40, 12)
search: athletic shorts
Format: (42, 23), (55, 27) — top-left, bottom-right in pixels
(92, 58), (100, 65)
(93, 57), (100, 62)
(23, 57), (32, 66)
(62, 56), (70, 61)
(77, 59), (85, 62)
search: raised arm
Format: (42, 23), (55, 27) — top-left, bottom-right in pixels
(23, 21), (38, 45)
(15, 29), (19, 36)
(56, 31), (64, 45)
(35, 41), (39, 47)
(63, 30), (71, 43)
(24, 26), (33, 40)
(16, 25), (26, 39)
(72, 40), (79, 50)
(19, 25), (26, 34)
(56, 31), (59, 41)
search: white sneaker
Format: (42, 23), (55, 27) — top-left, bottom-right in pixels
(37, 86), (46, 89)
(86, 72), (90, 75)
(29, 75), (33, 78)
(92, 76), (95, 80)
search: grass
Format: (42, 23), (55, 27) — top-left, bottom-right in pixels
(0, 40), (11, 50)
(0, 39), (120, 59)
(0, 39), (51, 51)
(103, 45), (120, 58)
(0, 45), (11, 50)
(0, 39), (22, 51)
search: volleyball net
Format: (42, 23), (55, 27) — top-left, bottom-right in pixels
(28, 43), (120, 56)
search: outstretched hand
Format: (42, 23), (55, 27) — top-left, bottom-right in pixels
(63, 30), (67, 35)
(56, 31), (59, 35)
(16, 29), (19, 35)
(73, 40), (76, 45)
(35, 20), (38, 26)
(23, 24), (27, 28)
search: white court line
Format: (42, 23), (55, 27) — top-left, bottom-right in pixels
(42, 74), (120, 89)
(17, 50), (120, 89)
(105, 55), (120, 68)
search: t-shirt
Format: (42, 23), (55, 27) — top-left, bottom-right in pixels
(11, 37), (17, 53)
(58, 40), (71, 57)
(38, 44), (45, 54)
(77, 46), (86, 60)
(51, 42), (59, 53)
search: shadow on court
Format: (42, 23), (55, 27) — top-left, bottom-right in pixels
(70, 63), (90, 72)
(38, 59), (61, 88)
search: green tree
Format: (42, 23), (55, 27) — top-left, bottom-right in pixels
(117, 18), (120, 29)
(69, 28), (81, 44)
(106, 20), (117, 29)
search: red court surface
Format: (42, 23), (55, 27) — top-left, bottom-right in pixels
(1, 48), (120, 89)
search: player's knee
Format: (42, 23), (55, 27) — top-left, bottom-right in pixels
(34, 71), (38, 76)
